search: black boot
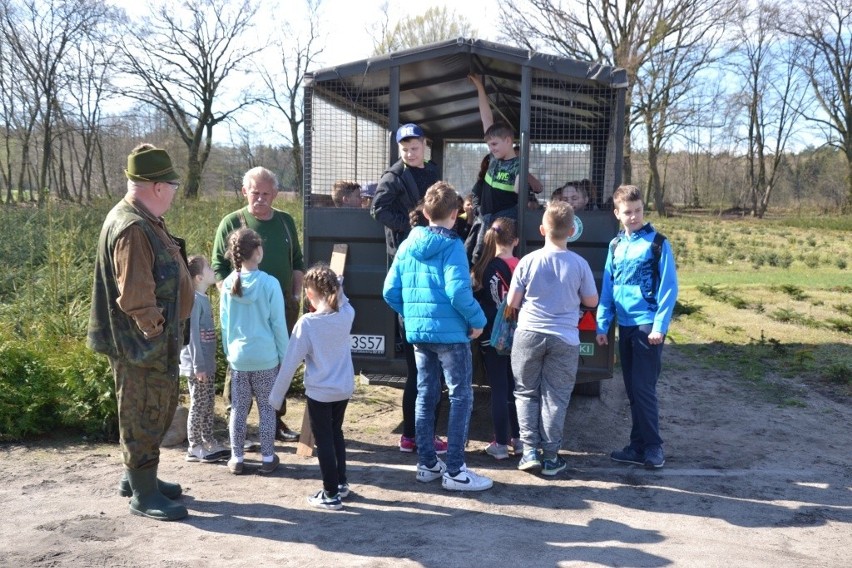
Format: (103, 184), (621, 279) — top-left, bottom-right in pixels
(118, 471), (182, 499)
(125, 467), (188, 521)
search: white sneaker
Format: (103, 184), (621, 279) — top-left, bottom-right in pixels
(185, 445), (204, 462)
(416, 458), (447, 483)
(200, 441), (230, 462)
(442, 465), (493, 492)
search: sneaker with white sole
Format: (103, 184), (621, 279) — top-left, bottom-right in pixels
(541, 455), (568, 476)
(307, 490), (343, 510)
(185, 445), (204, 462)
(185, 441), (230, 463)
(518, 448), (542, 472)
(484, 441), (510, 460)
(442, 466), (493, 492)
(416, 458), (447, 483)
(337, 483), (350, 499)
(227, 457), (244, 475)
(399, 435), (416, 453)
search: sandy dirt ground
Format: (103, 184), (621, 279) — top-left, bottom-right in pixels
(1, 344), (850, 567)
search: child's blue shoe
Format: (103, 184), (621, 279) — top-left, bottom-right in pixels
(610, 446), (645, 465)
(643, 447), (665, 469)
(541, 455), (568, 476)
(518, 448), (542, 472)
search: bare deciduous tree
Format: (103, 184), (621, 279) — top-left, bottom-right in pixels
(497, 0), (730, 194)
(261, 0), (324, 193)
(372, 5), (477, 55)
(787, 0), (852, 212)
(634, 1), (732, 215)
(0, 0), (109, 203)
(116, 0), (263, 198)
(729, 0), (807, 218)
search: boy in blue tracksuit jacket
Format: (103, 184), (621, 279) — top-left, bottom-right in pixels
(383, 181), (492, 492)
(596, 185), (678, 469)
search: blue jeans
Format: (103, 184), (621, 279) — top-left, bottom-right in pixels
(618, 324), (664, 452)
(414, 342), (472, 474)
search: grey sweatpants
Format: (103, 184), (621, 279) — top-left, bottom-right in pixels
(510, 329), (579, 458)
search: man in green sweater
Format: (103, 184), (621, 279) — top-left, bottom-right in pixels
(212, 166), (305, 442)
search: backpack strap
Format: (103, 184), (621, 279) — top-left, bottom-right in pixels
(609, 231), (668, 285)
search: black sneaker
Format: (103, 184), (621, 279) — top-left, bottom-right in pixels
(610, 446), (645, 465)
(276, 424), (300, 442)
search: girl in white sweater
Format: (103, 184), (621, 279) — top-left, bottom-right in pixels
(269, 263), (355, 510)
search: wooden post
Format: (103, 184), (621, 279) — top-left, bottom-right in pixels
(295, 244), (348, 457)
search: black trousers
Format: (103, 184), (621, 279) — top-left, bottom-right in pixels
(306, 397), (348, 494)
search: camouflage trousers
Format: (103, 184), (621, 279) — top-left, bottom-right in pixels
(110, 357), (180, 470)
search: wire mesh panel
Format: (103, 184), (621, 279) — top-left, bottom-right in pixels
(302, 39), (626, 380)
(527, 72), (617, 209)
(304, 76), (391, 209)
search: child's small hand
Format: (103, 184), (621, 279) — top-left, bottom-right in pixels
(468, 73), (483, 89)
(503, 305), (518, 321)
(596, 334), (608, 346)
(195, 371), (208, 382)
(469, 327), (483, 339)
(648, 331), (665, 345)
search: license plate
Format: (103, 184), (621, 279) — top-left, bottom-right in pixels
(351, 334), (385, 355)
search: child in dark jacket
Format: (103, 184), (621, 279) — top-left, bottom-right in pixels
(470, 217), (521, 460)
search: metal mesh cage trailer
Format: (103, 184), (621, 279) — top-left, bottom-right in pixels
(302, 38), (627, 389)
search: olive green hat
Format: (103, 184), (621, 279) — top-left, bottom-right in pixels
(125, 147), (179, 182)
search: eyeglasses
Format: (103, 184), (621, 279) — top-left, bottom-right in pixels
(161, 181), (180, 191)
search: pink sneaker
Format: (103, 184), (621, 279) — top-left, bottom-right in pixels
(399, 435), (416, 453)
(399, 435), (448, 454)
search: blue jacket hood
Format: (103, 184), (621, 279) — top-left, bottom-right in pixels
(406, 226), (459, 261)
(383, 225), (486, 344)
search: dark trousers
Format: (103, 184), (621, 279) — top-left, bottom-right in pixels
(618, 324), (664, 451)
(307, 397), (348, 494)
(111, 357), (179, 470)
(481, 345), (520, 445)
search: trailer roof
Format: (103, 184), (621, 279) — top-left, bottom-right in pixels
(305, 38), (627, 141)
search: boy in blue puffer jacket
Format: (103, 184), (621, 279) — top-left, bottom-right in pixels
(596, 185), (679, 469)
(383, 181), (492, 492)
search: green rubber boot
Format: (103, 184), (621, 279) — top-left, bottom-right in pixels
(125, 467), (188, 521)
(118, 472), (182, 499)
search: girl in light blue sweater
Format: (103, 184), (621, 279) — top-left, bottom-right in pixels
(270, 264), (355, 510)
(220, 228), (289, 475)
